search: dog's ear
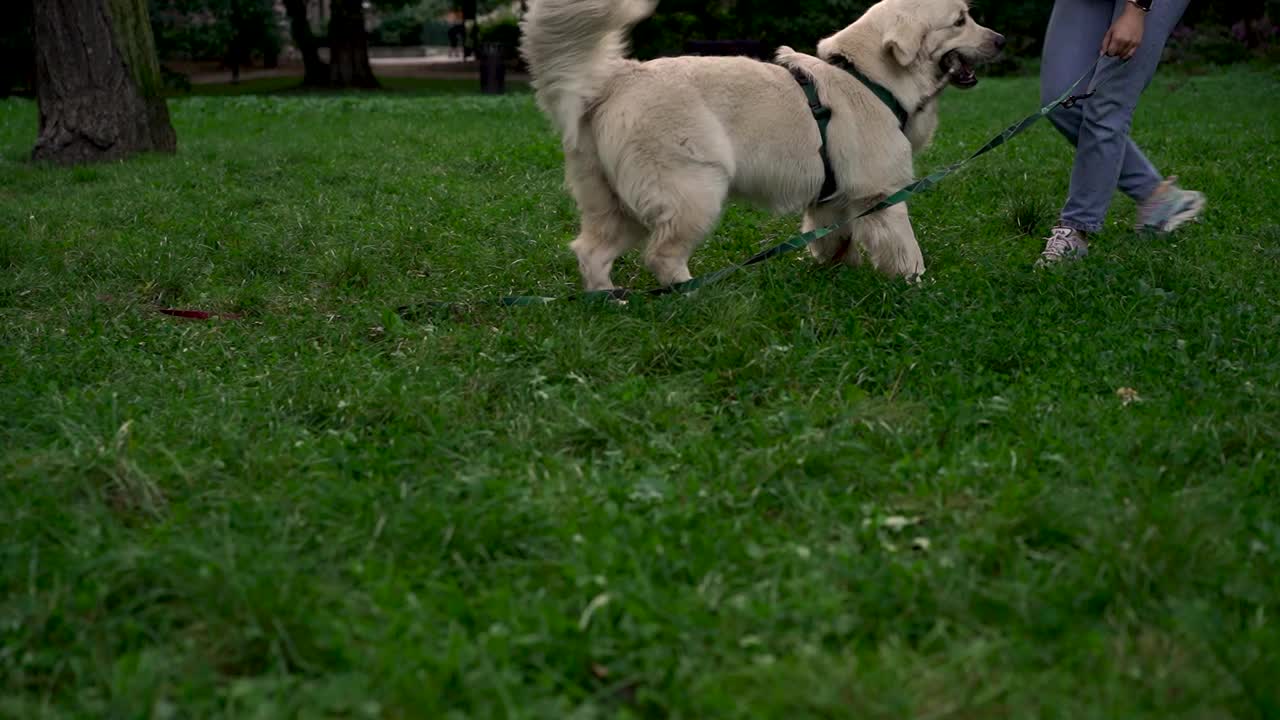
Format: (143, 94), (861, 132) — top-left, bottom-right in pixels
(883, 14), (924, 66)
(816, 37), (836, 60)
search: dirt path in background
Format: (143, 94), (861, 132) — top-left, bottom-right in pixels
(173, 56), (530, 85)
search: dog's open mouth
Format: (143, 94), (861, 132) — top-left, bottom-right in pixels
(942, 51), (979, 89)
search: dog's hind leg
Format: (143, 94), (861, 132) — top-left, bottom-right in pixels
(850, 203), (924, 280)
(565, 149), (644, 291)
(632, 166), (728, 287)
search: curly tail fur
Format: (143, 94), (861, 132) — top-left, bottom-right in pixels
(519, 0), (657, 150)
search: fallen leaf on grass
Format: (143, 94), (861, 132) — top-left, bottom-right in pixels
(157, 308), (243, 321)
(862, 515), (922, 532)
(1116, 387), (1141, 406)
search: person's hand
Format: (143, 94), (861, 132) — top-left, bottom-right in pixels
(1102, 3), (1146, 60)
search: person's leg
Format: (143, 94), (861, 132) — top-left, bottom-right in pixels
(1041, 0), (1112, 107)
(1058, 0), (1192, 233)
(1041, 0), (1162, 211)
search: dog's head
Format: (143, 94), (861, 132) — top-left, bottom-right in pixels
(880, 0), (1004, 88)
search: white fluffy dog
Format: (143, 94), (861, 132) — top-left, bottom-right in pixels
(520, 0), (1004, 289)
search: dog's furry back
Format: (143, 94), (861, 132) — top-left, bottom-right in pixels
(519, 0), (656, 150)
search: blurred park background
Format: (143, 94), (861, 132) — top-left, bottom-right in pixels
(3, 0), (1279, 96)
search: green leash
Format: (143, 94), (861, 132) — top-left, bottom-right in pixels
(399, 59), (1103, 316)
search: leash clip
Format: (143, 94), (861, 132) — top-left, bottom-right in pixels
(1060, 91), (1095, 109)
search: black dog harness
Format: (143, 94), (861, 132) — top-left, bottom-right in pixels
(790, 57), (911, 204)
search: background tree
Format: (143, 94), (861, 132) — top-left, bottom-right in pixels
(327, 0), (379, 87)
(223, 0), (281, 82)
(282, 0), (329, 86)
(32, 0), (177, 164)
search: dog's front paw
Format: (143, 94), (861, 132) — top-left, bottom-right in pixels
(904, 269), (929, 285)
(808, 234), (852, 265)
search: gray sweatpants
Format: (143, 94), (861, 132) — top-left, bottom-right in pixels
(1041, 0), (1191, 233)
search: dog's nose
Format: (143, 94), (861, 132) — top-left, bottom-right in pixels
(993, 34), (1007, 51)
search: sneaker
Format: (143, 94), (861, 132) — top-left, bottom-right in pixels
(1137, 176), (1205, 233)
(1036, 226), (1089, 266)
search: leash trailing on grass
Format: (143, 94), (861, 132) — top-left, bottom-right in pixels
(398, 59), (1107, 319)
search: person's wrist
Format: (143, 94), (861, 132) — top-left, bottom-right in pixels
(1126, 0), (1152, 14)
(1121, 3), (1148, 22)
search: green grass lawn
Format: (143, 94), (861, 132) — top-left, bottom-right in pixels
(3, 68), (1280, 718)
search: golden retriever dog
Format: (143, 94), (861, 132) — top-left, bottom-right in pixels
(520, 0), (1004, 289)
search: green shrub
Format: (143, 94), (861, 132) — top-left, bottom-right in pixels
(1164, 17), (1279, 69)
(372, 7), (427, 47)
(478, 18), (519, 47)
(632, 10), (702, 58)
(626, 0), (1277, 69)
(149, 0), (282, 65)
(478, 17), (523, 67)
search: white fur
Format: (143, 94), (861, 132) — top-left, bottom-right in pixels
(520, 0), (1003, 289)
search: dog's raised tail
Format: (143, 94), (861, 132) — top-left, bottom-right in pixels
(520, 0), (656, 150)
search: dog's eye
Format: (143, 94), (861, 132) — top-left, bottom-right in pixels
(954, 14), (966, 27)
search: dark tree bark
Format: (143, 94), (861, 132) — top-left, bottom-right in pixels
(282, 0), (329, 86)
(32, 0), (176, 164)
(327, 0), (378, 89)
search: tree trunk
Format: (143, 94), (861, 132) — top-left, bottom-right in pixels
(32, 0), (176, 164)
(327, 0), (378, 89)
(282, 0), (329, 87)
